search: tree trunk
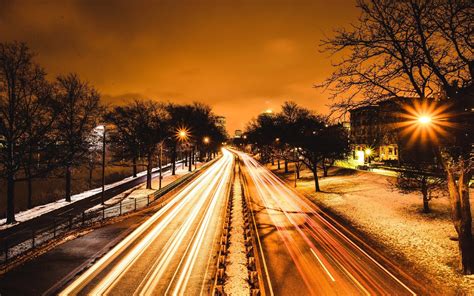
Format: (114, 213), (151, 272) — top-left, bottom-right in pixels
(188, 151), (192, 172)
(65, 165), (72, 202)
(421, 177), (430, 213)
(284, 159), (289, 173)
(26, 148), (33, 208)
(132, 157), (137, 177)
(296, 163), (301, 179)
(146, 153), (152, 189)
(6, 172), (16, 224)
(185, 153), (188, 167)
(27, 174), (33, 209)
(24, 165), (33, 209)
(446, 165), (473, 274)
(322, 163), (329, 177)
(277, 159), (281, 170)
(271, 157), (274, 165)
(171, 144), (177, 175)
(88, 167), (93, 189)
(422, 195), (430, 213)
(313, 167), (321, 192)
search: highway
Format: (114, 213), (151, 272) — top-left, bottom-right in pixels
(236, 150), (421, 296)
(60, 150), (234, 296)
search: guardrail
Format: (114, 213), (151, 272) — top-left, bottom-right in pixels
(0, 158), (218, 271)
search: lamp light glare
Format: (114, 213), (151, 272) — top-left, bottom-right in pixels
(418, 116), (432, 124)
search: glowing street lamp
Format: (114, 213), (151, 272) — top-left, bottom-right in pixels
(203, 136), (210, 161)
(177, 128), (189, 141)
(364, 148), (372, 164)
(418, 115), (432, 125)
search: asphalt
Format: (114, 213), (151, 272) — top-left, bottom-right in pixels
(0, 209), (152, 296)
(236, 150), (424, 296)
(59, 150), (234, 295)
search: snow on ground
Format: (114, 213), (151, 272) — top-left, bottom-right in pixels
(1, 164), (196, 261)
(270, 163), (474, 295)
(87, 164), (193, 212)
(0, 163), (178, 230)
(225, 165), (250, 295)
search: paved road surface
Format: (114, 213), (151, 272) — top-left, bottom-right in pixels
(236, 150), (421, 296)
(60, 150), (234, 296)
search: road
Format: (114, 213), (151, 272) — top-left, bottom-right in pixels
(236, 150), (421, 296)
(60, 150), (234, 296)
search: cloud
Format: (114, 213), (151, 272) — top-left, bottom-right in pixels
(0, 0), (359, 132)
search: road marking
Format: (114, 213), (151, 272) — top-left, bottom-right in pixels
(310, 248), (336, 282)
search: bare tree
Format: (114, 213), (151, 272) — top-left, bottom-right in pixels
(85, 126), (103, 189)
(53, 73), (103, 202)
(0, 42), (55, 222)
(107, 100), (168, 189)
(105, 106), (143, 178)
(133, 101), (168, 189)
(320, 0), (473, 273)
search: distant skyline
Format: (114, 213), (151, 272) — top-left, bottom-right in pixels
(0, 0), (359, 132)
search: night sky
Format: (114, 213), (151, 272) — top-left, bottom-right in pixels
(0, 0), (358, 133)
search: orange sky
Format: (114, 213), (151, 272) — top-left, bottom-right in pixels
(0, 0), (358, 134)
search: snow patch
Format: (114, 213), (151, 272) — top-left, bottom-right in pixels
(224, 167), (250, 295)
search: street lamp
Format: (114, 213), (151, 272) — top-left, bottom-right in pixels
(159, 141), (163, 190)
(294, 148), (298, 188)
(175, 127), (192, 171)
(418, 115), (432, 125)
(364, 148), (372, 164)
(97, 125), (106, 205)
(176, 128), (189, 141)
(203, 136), (210, 161)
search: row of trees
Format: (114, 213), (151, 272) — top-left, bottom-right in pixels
(244, 101), (350, 191)
(105, 101), (226, 190)
(0, 41), (226, 224)
(319, 0), (473, 274)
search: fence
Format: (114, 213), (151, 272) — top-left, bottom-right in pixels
(0, 161), (210, 269)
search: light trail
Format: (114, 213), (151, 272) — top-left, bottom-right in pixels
(310, 248), (336, 282)
(60, 149), (234, 296)
(234, 150), (417, 296)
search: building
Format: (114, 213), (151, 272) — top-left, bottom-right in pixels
(349, 99), (407, 164)
(234, 129), (242, 138)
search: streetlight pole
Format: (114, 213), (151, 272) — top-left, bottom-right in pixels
(294, 148), (297, 188)
(159, 142), (163, 190)
(101, 125), (106, 205)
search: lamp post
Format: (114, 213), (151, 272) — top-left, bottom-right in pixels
(203, 136), (210, 161)
(294, 148), (297, 188)
(176, 128), (191, 172)
(159, 142), (163, 190)
(100, 125), (106, 205)
(364, 148), (372, 164)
